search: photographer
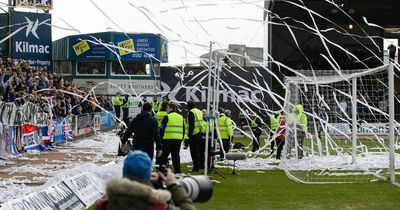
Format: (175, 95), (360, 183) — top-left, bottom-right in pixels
(96, 151), (195, 210)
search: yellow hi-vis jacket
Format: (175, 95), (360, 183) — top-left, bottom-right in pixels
(156, 111), (168, 127)
(163, 112), (184, 140)
(218, 115), (233, 139)
(152, 101), (159, 112)
(113, 95), (123, 106)
(188, 108), (203, 135)
(270, 114), (282, 131)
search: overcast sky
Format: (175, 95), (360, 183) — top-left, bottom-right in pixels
(1, 0), (265, 65)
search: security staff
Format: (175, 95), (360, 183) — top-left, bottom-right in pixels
(160, 102), (185, 173)
(152, 98), (159, 113)
(250, 114), (262, 152)
(295, 104), (307, 159)
(121, 102), (162, 160)
(217, 109), (233, 159)
(186, 101), (203, 172)
(113, 92), (123, 119)
(269, 111), (282, 155)
(138, 96), (147, 110)
(156, 101), (168, 127)
(122, 95), (130, 123)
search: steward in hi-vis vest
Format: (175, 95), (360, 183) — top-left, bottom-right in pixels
(186, 100), (203, 172)
(159, 102), (184, 173)
(156, 101), (169, 127)
(217, 109), (233, 159)
(113, 92), (123, 119)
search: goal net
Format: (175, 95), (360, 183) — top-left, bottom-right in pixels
(280, 64), (400, 184)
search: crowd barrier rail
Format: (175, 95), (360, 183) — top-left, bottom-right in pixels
(0, 101), (116, 159)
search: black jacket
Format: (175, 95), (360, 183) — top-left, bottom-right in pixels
(122, 112), (162, 150)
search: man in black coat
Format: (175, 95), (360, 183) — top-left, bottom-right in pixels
(121, 102), (162, 160)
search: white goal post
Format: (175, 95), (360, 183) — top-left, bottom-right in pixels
(280, 63), (399, 185)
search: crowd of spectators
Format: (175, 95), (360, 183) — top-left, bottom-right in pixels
(0, 57), (114, 119)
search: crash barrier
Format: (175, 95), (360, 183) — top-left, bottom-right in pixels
(0, 101), (116, 159)
(0, 171), (106, 210)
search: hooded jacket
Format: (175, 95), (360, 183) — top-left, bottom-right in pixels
(97, 178), (195, 210)
(122, 112), (162, 150)
(295, 105), (308, 132)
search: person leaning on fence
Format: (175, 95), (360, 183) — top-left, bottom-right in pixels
(121, 102), (162, 160)
(113, 92), (123, 119)
(159, 102), (185, 173)
(96, 151), (195, 210)
(217, 109), (233, 160)
(186, 100), (203, 172)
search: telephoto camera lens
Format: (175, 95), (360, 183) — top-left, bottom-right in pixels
(178, 175), (213, 203)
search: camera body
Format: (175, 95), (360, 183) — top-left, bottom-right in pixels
(177, 175), (213, 203)
(153, 166), (213, 203)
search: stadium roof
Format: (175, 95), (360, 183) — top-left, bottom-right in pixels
(271, 0), (400, 27)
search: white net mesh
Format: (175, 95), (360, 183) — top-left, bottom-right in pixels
(280, 64), (400, 184)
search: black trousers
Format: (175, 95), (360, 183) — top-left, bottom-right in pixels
(160, 140), (182, 173)
(252, 129), (261, 152)
(219, 138), (231, 159)
(270, 132), (275, 151)
(189, 134), (202, 171)
(276, 139), (285, 160)
(122, 108), (129, 122)
(132, 142), (154, 160)
(114, 105), (121, 119)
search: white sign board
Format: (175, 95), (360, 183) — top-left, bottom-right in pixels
(73, 78), (160, 95)
(329, 123), (400, 135)
(63, 172), (104, 207)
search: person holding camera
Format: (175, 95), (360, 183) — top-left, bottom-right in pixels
(121, 102), (162, 160)
(160, 102), (185, 173)
(96, 151), (195, 210)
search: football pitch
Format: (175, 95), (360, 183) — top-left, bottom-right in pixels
(195, 169), (400, 210)
(194, 136), (400, 210)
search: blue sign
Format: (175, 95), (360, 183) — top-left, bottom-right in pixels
(100, 112), (115, 130)
(69, 34), (108, 60)
(11, 11), (52, 70)
(113, 34), (160, 61)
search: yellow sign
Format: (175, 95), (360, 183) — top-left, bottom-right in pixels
(73, 40), (90, 56)
(118, 39), (135, 56)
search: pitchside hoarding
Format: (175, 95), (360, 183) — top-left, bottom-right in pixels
(11, 11), (52, 70)
(160, 66), (270, 121)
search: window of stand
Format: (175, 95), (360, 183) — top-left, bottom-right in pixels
(54, 61), (72, 75)
(77, 61), (106, 75)
(111, 61), (160, 76)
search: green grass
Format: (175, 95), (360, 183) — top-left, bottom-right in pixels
(87, 136), (400, 210)
(195, 170), (400, 210)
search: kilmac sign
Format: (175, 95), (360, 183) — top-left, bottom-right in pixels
(11, 11), (52, 70)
